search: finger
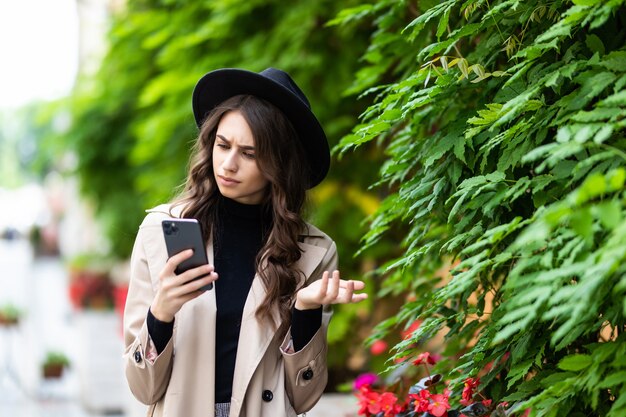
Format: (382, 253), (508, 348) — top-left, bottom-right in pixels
(176, 264), (215, 285)
(316, 271), (330, 299)
(337, 279), (365, 288)
(341, 280), (354, 303)
(326, 271), (340, 302)
(164, 249), (194, 276)
(350, 280), (366, 291)
(177, 271), (218, 295)
(351, 293), (368, 303)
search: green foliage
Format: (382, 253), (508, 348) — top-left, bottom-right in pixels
(336, 0), (626, 415)
(42, 350), (70, 367)
(0, 303), (23, 321)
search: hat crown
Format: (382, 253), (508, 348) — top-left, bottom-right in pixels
(259, 68), (311, 109)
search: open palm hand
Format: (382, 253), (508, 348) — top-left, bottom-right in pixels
(295, 270), (368, 310)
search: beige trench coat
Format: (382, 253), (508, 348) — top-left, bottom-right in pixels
(123, 204), (335, 417)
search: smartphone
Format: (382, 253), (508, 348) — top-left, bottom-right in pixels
(162, 219), (213, 291)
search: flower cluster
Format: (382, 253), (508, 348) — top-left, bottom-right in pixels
(356, 386), (403, 417)
(354, 352), (512, 417)
(68, 270), (115, 310)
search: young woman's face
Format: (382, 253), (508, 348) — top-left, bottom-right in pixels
(212, 110), (269, 205)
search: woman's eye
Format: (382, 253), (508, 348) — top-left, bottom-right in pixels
(217, 143), (229, 149)
(243, 152), (256, 159)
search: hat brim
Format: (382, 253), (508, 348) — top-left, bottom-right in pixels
(192, 68), (329, 188)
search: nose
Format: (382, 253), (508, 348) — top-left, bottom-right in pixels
(222, 150), (238, 173)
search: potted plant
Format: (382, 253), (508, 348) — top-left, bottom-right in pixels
(67, 253), (116, 310)
(0, 303), (22, 326)
(41, 350), (70, 379)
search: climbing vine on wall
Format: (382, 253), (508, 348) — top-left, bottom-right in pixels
(335, 0), (626, 415)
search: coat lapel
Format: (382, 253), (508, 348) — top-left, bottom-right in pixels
(229, 240), (327, 415)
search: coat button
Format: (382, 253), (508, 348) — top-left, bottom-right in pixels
(134, 351), (142, 363)
(303, 369), (314, 380)
(262, 390), (273, 402)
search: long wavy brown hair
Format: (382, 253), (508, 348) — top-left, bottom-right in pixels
(172, 94), (312, 328)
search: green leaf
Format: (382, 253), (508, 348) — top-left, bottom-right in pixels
(599, 51), (626, 72)
(598, 371), (626, 388)
(572, 0), (601, 6)
(600, 90), (626, 106)
(594, 201), (622, 229)
(436, 7), (450, 40)
(557, 354), (592, 371)
(403, 0), (456, 41)
(585, 34), (605, 55)
(570, 207), (593, 238)
(326, 4), (375, 26)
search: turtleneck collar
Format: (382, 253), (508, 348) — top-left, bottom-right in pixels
(219, 196), (267, 220)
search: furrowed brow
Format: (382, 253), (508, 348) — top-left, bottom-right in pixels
(216, 134), (255, 151)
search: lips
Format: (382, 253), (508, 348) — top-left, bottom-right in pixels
(217, 175), (241, 186)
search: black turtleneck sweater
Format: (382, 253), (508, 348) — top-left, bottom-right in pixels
(147, 197), (322, 403)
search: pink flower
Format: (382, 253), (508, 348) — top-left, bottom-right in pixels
(354, 373), (379, 391)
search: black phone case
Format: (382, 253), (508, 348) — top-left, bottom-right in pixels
(162, 219), (213, 291)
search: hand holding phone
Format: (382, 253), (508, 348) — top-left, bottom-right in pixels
(151, 219), (216, 322)
(162, 219), (214, 291)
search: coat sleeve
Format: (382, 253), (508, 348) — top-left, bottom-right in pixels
(123, 224), (174, 405)
(279, 240), (337, 414)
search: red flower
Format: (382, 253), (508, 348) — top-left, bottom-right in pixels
(482, 399), (492, 408)
(356, 387), (401, 417)
(370, 339), (388, 356)
(410, 389), (431, 413)
(379, 391), (401, 417)
(401, 320), (422, 340)
(428, 389), (451, 417)
(413, 352), (437, 366)
(461, 377), (480, 406)
(356, 385), (380, 416)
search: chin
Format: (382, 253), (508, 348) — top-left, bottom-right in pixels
(217, 188), (235, 199)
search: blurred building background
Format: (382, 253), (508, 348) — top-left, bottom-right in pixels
(0, 2), (138, 415)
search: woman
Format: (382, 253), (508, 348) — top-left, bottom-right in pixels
(123, 68), (367, 417)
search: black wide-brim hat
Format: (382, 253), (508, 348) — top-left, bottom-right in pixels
(192, 67), (330, 188)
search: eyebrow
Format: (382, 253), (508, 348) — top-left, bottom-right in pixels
(216, 134), (256, 151)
